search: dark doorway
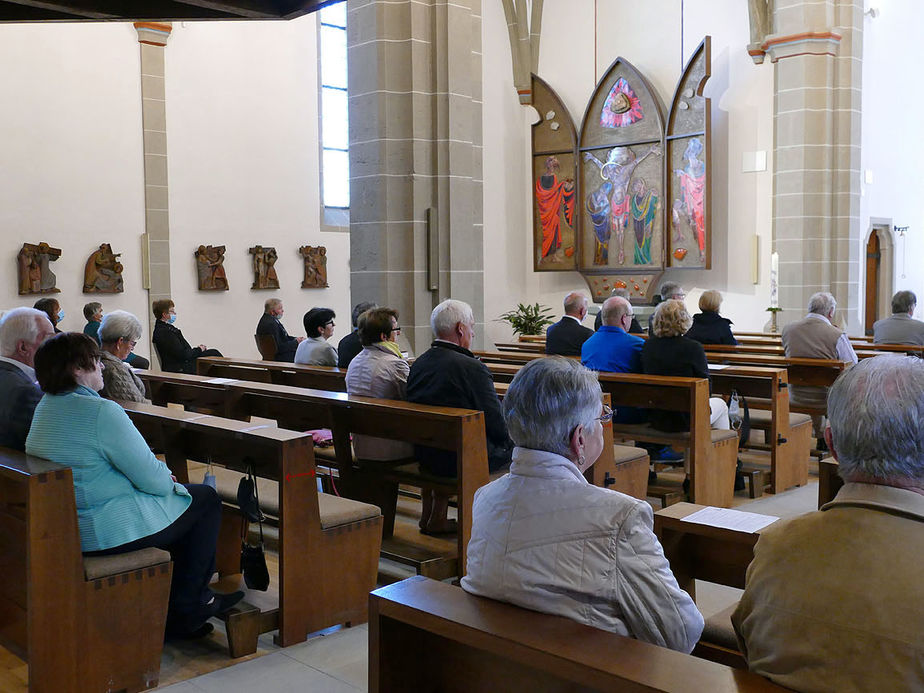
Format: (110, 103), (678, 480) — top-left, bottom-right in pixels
(865, 232), (881, 335)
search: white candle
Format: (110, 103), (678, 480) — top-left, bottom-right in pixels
(770, 251), (779, 309)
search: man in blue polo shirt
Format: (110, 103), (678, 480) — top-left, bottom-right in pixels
(582, 295), (682, 468)
(582, 296), (643, 373)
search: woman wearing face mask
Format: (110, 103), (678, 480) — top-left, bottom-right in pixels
(151, 299), (223, 374)
(34, 297), (64, 334)
(25, 333), (242, 639)
(344, 307), (412, 461)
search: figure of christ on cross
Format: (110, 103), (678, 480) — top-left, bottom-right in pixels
(584, 143), (660, 265)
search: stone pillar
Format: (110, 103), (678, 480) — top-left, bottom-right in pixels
(348, 0), (484, 354)
(766, 0), (863, 332)
(134, 22), (172, 362)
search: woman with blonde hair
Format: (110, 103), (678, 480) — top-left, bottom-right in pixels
(685, 289), (737, 345)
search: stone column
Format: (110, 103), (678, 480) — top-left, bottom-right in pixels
(766, 0), (863, 332)
(348, 0), (484, 354)
(134, 22), (172, 361)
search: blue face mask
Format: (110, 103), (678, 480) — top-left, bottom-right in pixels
(167, 314), (177, 325)
(56, 309), (65, 321)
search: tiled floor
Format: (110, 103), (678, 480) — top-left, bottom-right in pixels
(157, 624), (368, 692)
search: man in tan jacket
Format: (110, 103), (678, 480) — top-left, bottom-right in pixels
(733, 354), (924, 693)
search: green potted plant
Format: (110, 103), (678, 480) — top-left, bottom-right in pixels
(497, 303), (555, 336)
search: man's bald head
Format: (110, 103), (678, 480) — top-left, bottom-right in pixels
(601, 296), (632, 327)
(563, 292), (588, 319)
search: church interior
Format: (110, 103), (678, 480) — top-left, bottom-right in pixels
(1, 0), (922, 691)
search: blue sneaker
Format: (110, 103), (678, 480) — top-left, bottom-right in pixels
(653, 446), (684, 462)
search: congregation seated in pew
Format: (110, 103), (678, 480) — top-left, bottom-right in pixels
(462, 356), (704, 652)
(255, 297), (305, 362)
(25, 332), (243, 640)
(685, 289), (737, 346)
(545, 290), (594, 356)
(295, 306), (338, 366)
(408, 298), (513, 535)
(152, 298), (223, 374)
(337, 300), (377, 369)
(345, 306), (413, 461)
(0, 307), (55, 450)
(733, 354), (924, 692)
(98, 309), (147, 402)
(873, 289), (924, 346)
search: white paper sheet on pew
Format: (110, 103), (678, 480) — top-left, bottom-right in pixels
(681, 507), (779, 533)
(203, 377), (239, 384)
(707, 364), (729, 370)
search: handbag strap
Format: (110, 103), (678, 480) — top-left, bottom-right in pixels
(242, 457), (265, 543)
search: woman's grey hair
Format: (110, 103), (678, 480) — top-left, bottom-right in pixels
(0, 308), (47, 357)
(807, 291), (836, 316)
(431, 299), (473, 338)
(652, 299), (692, 337)
(827, 355), (924, 484)
(658, 281), (683, 301)
(99, 310), (143, 344)
(503, 357), (602, 458)
(892, 290), (917, 314)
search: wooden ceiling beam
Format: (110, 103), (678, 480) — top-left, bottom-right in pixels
(0, 0), (329, 21)
(169, 0), (280, 19)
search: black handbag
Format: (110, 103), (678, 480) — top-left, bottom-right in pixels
(237, 459), (270, 591)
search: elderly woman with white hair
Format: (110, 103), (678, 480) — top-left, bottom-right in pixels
(98, 310), (146, 402)
(462, 356), (703, 652)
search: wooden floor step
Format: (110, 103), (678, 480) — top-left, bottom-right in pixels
(220, 602), (279, 658)
(740, 467), (766, 499)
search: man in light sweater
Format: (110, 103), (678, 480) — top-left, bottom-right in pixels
(781, 291), (857, 439)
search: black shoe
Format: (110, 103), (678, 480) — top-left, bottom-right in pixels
(165, 621), (214, 642)
(205, 590), (245, 618)
(682, 477), (690, 496)
(648, 471), (658, 485)
(816, 438), (829, 452)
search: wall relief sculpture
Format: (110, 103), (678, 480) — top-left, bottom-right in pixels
(17, 242), (61, 295)
(83, 243), (124, 293)
(249, 245), (279, 290)
(195, 245), (229, 291)
(299, 245), (329, 288)
(530, 37), (712, 302)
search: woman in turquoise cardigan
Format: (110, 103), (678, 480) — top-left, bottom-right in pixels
(26, 333), (242, 639)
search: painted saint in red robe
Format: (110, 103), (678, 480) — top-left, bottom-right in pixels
(535, 156), (575, 262)
(674, 138), (706, 262)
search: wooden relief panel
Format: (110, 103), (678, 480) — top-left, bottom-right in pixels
(579, 59), (664, 273)
(531, 74), (578, 271)
(667, 38), (711, 269)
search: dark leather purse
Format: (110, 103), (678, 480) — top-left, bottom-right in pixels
(237, 459), (269, 591)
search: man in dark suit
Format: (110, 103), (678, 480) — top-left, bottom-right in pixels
(256, 298), (304, 362)
(337, 301), (377, 369)
(0, 307), (56, 450)
(546, 292), (594, 356)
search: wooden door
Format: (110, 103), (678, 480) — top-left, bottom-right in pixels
(865, 232), (881, 335)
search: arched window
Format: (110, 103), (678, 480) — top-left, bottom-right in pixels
(319, 1), (349, 224)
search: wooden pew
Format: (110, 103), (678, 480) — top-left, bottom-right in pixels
(494, 341), (545, 353)
(818, 457), (842, 508)
(137, 371), (489, 577)
(0, 448), (172, 693)
(594, 372), (740, 507)
(120, 401), (383, 654)
(197, 356), (650, 501)
(369, 575), (787, 692)
(654, 502), (779, 669)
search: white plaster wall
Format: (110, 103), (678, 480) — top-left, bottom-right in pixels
(165, 17), (350, 361)
(0, 23), (150, 356)
(860, 1), (924, 321)
(482, 0), (775, 345)
(0, 18), (349, 363)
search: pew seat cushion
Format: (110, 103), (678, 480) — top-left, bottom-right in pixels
(612, 423), (738, 446)
(207, 464), (380, 529)
(701, 603), (740, 651)
(613, 445), (649, 465)
(83, 547), (171, 580)
(747, 409), (812, 428)
(317, 493), (381, 529)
